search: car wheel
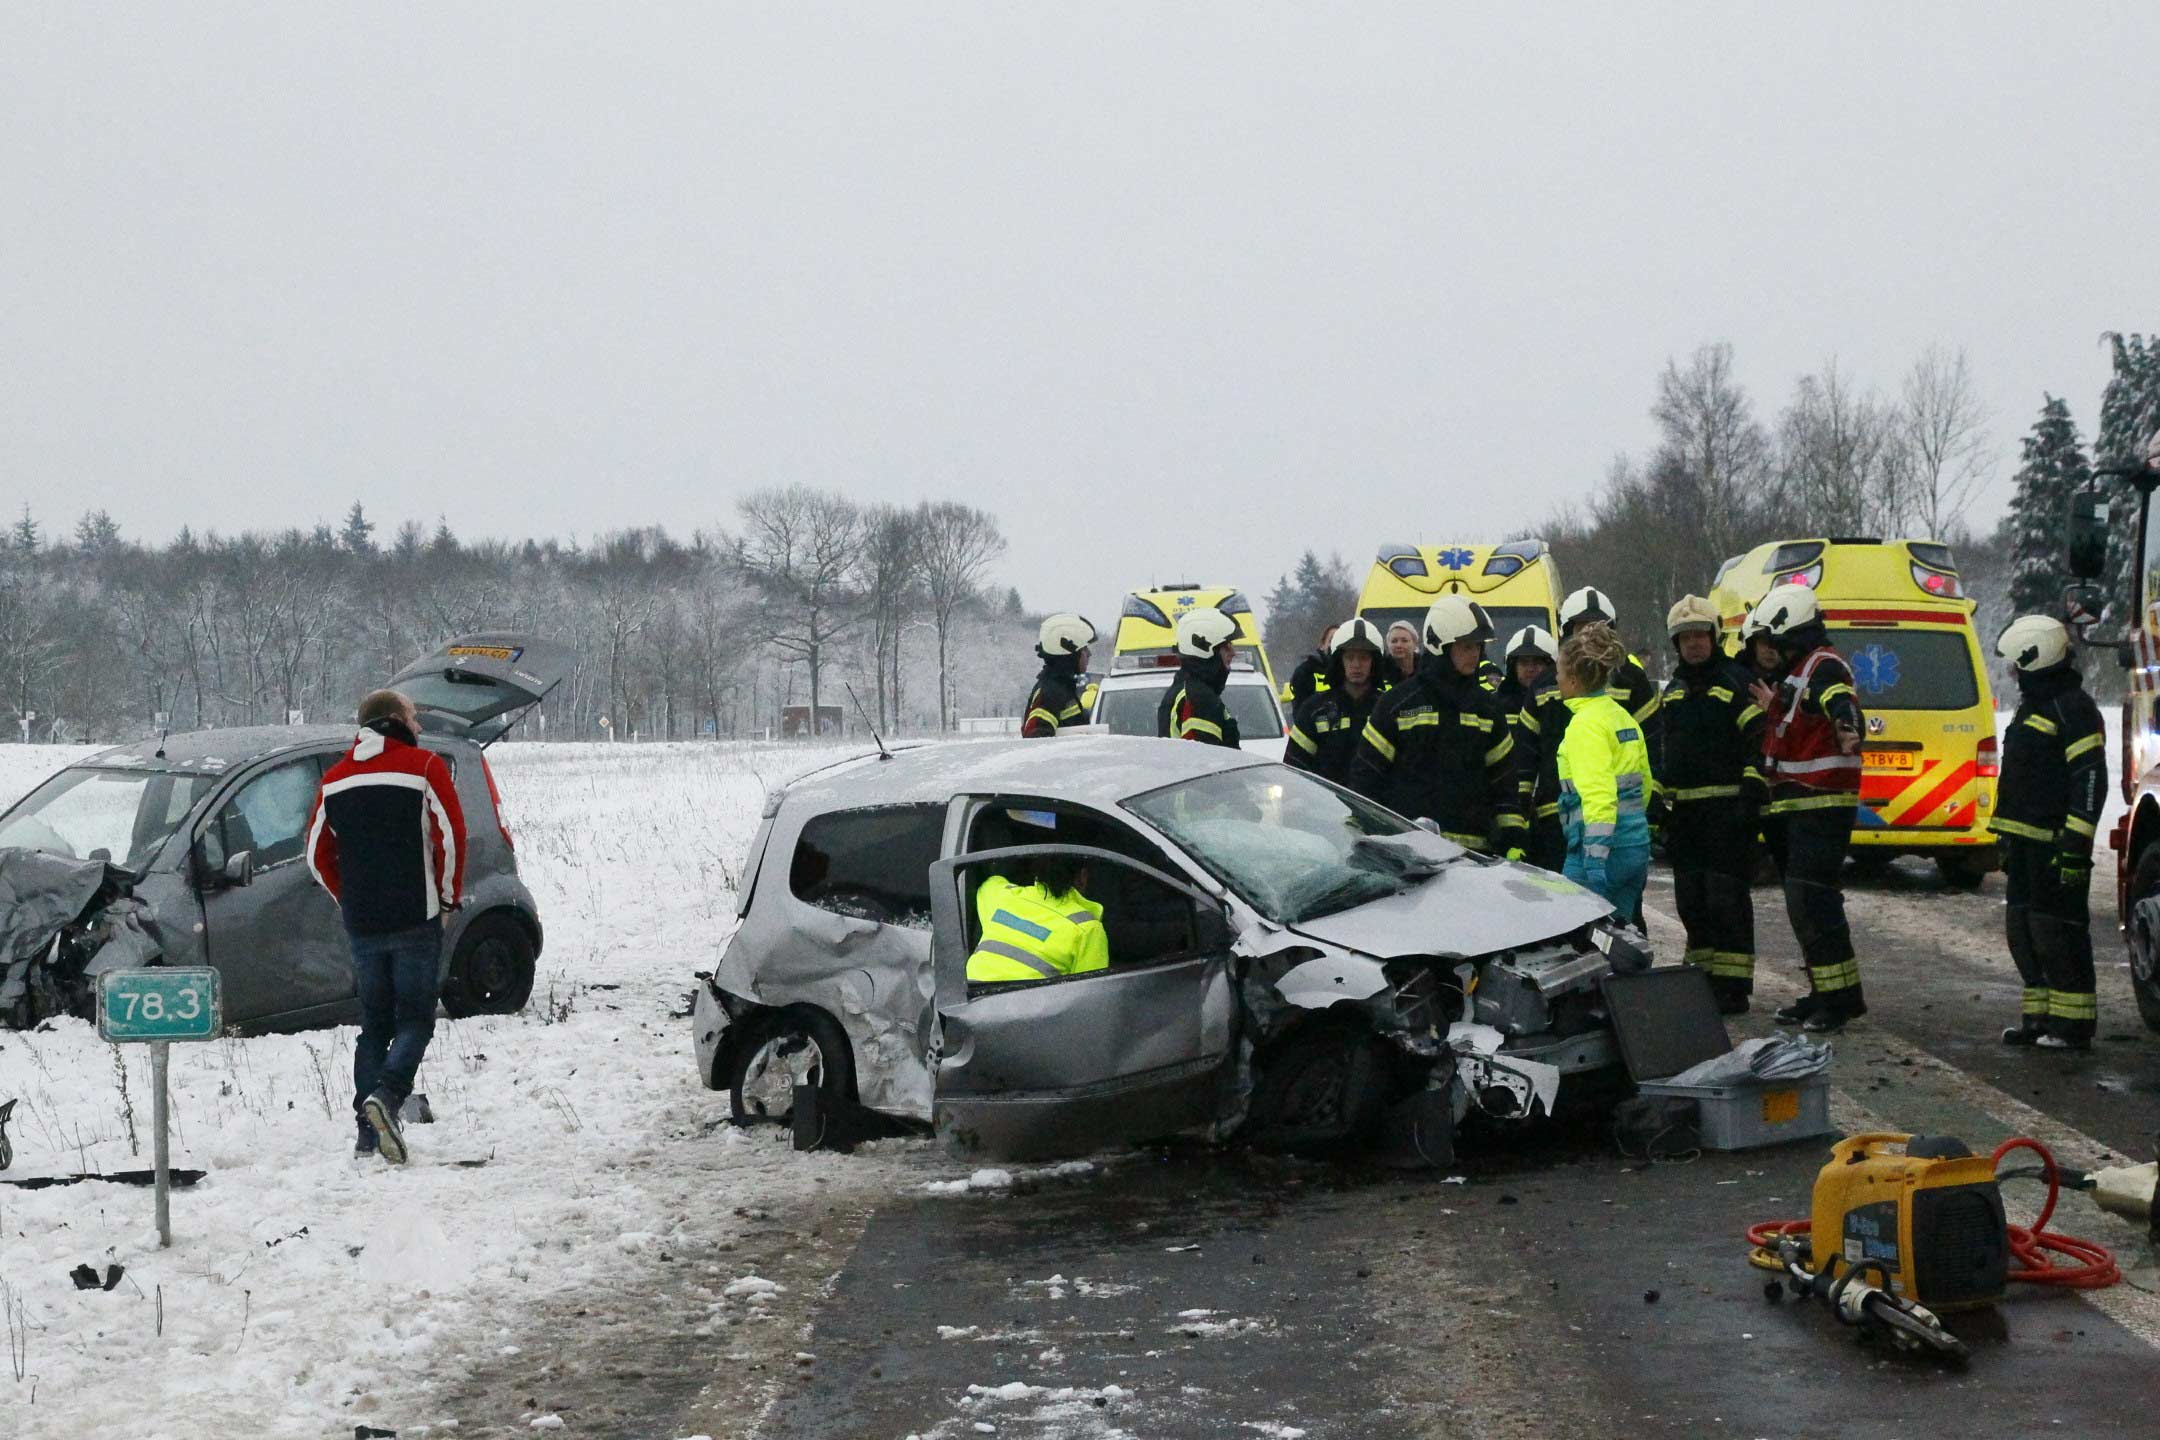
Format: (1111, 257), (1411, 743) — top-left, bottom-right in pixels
(2126, 845), (2160, 1033)
(727, 1007), (856, 1131)
(1935, 852), (1990, 890)
(1246, 1016), (1390, 1155)
(442, 912), (537, 1017)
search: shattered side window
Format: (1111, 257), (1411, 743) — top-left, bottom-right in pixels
(789, 804), (944, 930)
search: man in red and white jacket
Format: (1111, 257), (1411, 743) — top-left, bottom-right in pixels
(305, 689), (466, 1163)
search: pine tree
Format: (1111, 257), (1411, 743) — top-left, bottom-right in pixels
(11, 505), (38, 554)
(2003, 395), (2090, 616)
(340, 501), (377, 555)
(2095, 332), (2160, 621)
(74, 509), (121, 553)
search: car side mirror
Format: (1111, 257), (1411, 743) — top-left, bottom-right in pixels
(2061, 584), (2107, 632)
(221, 850), (254, 889)
(2064, 489), (2110, 581)
(1195, 904), (1235, 953)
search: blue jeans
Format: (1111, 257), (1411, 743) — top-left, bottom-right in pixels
(349, 919), (442, 1121)
(1565, 843), (1651, 922)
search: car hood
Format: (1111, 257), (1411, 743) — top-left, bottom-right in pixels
(1282, 856), (1610, 960)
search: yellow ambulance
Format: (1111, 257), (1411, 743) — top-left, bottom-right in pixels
(1710, 538), (1998, 886)
(1110, 583), (1280, 691)
(1355, 540), (1564, 662)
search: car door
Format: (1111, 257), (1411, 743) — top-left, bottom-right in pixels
(195, 754), (354, 1029)
(928, 843), (1239, 1161)
(384, 632), (577, 745)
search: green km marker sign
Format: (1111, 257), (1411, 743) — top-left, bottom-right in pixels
(98, 968), (222, 1043)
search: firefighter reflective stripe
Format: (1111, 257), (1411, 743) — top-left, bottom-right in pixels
(1459, 713), (1493, 732)
(1765, 792), (1863, 815)
(1817, 682), (1857, 707)
(2064, 732), (2103, 761)
(1809, 959), (1862, 993)
(1633, 693), (1661, 723)
(1398, 709), (1440, 730)
(1670, 783), (1743, 802)
(1361, 720), (1398, 762)
(2048, 991), (2098, 1020)
(1687, 949), (1755, 979)
(2063, 814), (2096, 838)
(1989, 817), (2055, 843)
(1777, 754), (1863, 776)
(1485, 734), (1514, 766)
(970, 939), (1059, 980)
(1535, 800), (1560, 819)
(1288, 725), (1319, 755)
(2024, 713), (2059, 734)
(1494, 811), (1528, 832)
(1027, 706), (1061, 730)
(2022, 986), (2051, 1017)
(1177, 713), (1224, 741)
(1708, 686), (1734, 703)
(1443, 830), (1487, 849)
(1737, 704), (1763, 730)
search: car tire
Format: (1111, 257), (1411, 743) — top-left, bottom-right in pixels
(727, 1007), (856, 1131)
(2126, 845), (2160, 1034)
(1935, 852), (1991, 890)
(442, 911), (537, 1017)
(1245, 1015), (1391, 1155)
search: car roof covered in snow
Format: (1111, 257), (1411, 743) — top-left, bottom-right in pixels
(78, 724), (468, 774)
(775, 735), (1271, 812)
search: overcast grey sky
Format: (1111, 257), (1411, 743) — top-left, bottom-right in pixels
(5, 4), (2155, 623)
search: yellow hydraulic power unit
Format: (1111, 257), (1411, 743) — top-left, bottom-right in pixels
(1810, 1133), (2008, 1310)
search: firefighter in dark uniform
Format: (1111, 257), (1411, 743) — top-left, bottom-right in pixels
(1350, 596), (1525, 853)
(1991, 615), (2108, 1050)
(1661, 595), (1769, 1014)
(1496, 624), (1568, 871)
(1020, 613), (1097, 737)
(1559, 587), (1664, 804)
(1282, 624), (1336, 709)
(1749, 583), (1868, 1032)
(1156, 606), (1241, 747)
(1285, 618), (1387, 786)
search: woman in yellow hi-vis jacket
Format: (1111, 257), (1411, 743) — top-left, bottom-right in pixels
(1555, 626), (1654, 920)
(965, 856), (1110, 984)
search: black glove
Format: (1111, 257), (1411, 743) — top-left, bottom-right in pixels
(2052, 850), (2093, 889)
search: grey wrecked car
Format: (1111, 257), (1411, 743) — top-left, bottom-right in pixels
(0, 634), (566, 1033)
(693, 736), (1643, 1164)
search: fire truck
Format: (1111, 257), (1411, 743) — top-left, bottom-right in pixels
(2071, 430), (2160, 1031)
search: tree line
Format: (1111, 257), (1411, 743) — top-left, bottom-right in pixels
(0, 486), (1034, 744)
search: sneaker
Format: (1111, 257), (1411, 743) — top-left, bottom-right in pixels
(2034, 1033), (2092, 1053)
(2000, 1024), (2044, 1047)
(1803, 1000), (1866, 1034)
(354, 1122), (378, 1157)
(362, 1091), (407, 1164)
(1773, 994), (1823, 1026)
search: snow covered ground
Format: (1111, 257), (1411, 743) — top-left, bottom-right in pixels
(0, 738), (968, 1440)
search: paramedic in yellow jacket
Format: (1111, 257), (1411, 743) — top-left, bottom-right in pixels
(965, 855), (1110, 983)
(1554, 626), (1654, 920)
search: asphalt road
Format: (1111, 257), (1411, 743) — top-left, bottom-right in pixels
(456, 862), (2160, 1440)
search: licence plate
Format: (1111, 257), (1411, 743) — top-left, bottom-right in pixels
(1865, 750), (1919, 772)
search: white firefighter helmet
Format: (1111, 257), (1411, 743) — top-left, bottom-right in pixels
(1504, 624), (1557, 664)
(1748, 582), (1821, 639)
(1996, 614), (2072, 673)
(1330, 616), (1385, 656)
(1173, 605), (1240, 660)
(1665, 594), (1720, 639)
(1037, 612), (1096, 658)
(1559, 586), (1616, 635)
(1421, 595), (1493, 655)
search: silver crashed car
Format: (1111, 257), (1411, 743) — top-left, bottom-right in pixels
(694, 737), (1641, 1163)
(0, 635), (563, 1033)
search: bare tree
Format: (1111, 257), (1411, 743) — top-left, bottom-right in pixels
(1899, 345), (1994, 538)
(914, 501), (1006, 730)
(1650, 341), (1776, 562)
(1777, 359), (1905, 536)
(858, 505), (923, 729)
(733, 486), (865, 730)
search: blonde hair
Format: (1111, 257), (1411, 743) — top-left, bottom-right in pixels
(1558, 626), (1627, 695)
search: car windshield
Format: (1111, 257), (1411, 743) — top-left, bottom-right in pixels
(1097, 680), (1285, 739)
(0, 766), (218, 870)
(1124, 766), (1436, 922)
(1826, 628), (1980, 711)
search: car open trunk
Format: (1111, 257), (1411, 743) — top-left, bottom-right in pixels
(386, 633), (575, 744)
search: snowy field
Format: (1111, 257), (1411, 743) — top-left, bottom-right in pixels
(0, 738), (982, 1440)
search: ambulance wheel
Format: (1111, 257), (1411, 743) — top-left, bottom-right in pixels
(2126, 846), (2160, 1033)
(727, 1007), (856, 1128)
(1935, 852), (1991, 890)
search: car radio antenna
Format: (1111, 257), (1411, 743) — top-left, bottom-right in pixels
(842, 683), (892, 761)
